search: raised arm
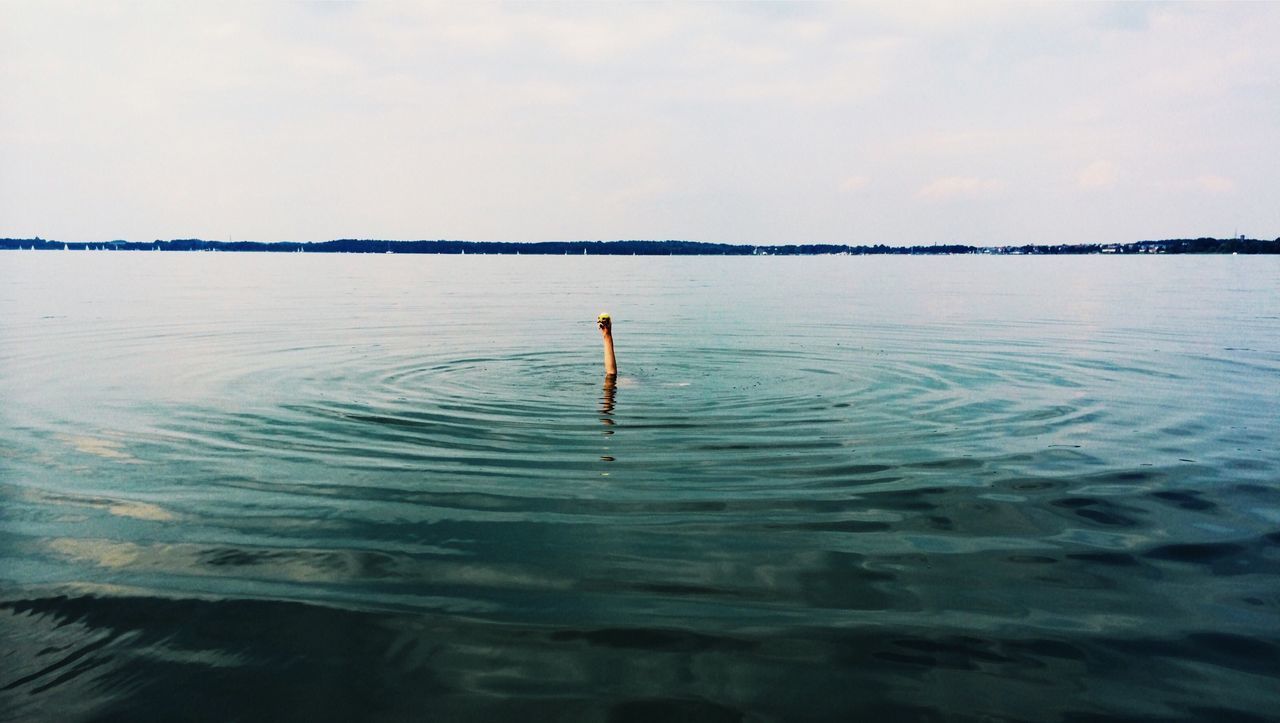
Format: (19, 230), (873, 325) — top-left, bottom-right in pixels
(598, 313), (617, 377)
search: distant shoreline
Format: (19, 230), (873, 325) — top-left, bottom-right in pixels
(1, 237), (1276, 255)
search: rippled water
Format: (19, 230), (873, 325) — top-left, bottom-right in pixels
(2, 252), (1278, 721)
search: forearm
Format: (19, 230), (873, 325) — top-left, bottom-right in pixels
(602, 334), (617, 376)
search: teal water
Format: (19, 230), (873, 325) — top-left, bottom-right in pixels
(2, 252), (1278, 721)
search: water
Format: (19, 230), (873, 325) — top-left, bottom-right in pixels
(2, 252), (1278, 721)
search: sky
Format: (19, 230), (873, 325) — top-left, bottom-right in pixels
(1, 1), (1277, 246)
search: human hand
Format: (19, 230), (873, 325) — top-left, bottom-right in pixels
(597, 312), (612, 336)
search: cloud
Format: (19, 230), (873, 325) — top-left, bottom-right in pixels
(839, 176), (870, 193)
(1194, 175), (1235, 193)
(1077, 160), (1118, 190)
(898, 130), (1017, 156)
(917, 176), (1005, 200)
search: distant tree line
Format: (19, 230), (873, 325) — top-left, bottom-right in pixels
(1, 237), (1276, 255)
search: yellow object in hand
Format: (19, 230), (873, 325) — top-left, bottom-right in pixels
(597, 312), (610, 322)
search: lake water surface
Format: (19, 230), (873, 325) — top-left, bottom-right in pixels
(2, 252), (1278, 721)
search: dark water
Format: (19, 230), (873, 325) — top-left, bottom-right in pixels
(2, 252), (1278, 722)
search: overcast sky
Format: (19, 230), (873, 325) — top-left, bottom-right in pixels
(2, 1), (1276, 246)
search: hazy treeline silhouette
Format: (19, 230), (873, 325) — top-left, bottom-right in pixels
(2, 237), (1276, 255)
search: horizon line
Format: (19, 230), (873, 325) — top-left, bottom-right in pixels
(4, 235), (1276, 248)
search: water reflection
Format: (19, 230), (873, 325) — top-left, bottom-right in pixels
(599, 376), (616, 461)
